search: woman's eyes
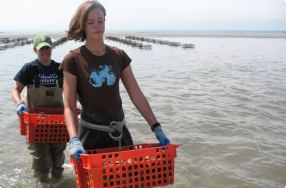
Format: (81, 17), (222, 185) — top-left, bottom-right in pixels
(87, 20), (104, 24)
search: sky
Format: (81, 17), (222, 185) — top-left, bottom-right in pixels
(0, 0), (286, 32)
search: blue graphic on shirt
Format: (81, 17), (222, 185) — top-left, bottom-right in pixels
(89, 65), (116, 88)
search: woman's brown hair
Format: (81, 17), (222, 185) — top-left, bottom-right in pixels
(67, 1), (106, 42)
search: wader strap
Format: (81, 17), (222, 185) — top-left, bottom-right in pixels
(57, 68), (63, 88)
(31, 61), (40, 88)
(80, 118), (125, 142)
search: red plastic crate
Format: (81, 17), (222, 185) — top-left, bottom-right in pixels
(21, 108), (69, 143)
(19, 115), (27, 135)
(70, 143), (180, 188)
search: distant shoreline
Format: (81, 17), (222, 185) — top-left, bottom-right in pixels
(106, 32), (286, 39)
(106, 30), (286, 38)
(1, 30), (286, 39)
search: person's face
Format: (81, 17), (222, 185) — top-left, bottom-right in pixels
(34, 46), (52, 65)
(85, 8), (105, 41)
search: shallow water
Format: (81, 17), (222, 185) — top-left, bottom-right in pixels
(0, 36), (286, 188)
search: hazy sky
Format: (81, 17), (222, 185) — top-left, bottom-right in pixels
(1, 0), (286, 32)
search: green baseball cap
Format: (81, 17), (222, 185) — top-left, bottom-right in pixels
(33, 34), (53, 50)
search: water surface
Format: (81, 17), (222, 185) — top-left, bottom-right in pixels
(0, 36), (285, 188)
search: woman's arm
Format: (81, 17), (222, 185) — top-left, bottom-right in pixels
(121, 65), (158, 127)
(11, 81), (25, 104)
(121, 65), (170, 146)
(63, 71), (78, 138)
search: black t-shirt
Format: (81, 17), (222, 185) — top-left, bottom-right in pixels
(14, 59), (61, 87)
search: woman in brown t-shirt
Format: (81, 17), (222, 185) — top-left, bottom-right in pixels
(62, 0), (170, 161)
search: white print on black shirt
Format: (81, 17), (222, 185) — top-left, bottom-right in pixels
(39, 73), (58, 86)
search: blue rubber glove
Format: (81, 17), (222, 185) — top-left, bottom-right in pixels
(16, 101), (27, 115)
(69, 137), (85, 161)
(154, 126), (170, 146)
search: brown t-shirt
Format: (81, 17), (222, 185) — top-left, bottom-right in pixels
(61, 45), (131, 120)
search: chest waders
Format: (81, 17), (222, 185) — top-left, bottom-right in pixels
(26, 61), (64, 112)
(25, 61), (65, 180)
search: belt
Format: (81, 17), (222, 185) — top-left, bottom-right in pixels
(80, 117), (125, 150)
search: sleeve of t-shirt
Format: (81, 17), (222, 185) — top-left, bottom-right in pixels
(13, 63), (34, 86)
(120, 50), (132, 71)
(61, 52), (77, 76)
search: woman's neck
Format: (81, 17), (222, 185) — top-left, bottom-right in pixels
(85, 39), (106, 56)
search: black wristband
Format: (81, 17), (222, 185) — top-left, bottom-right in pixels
(151, 122), (161, 132)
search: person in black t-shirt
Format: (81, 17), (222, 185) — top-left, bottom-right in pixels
(11, 34), (65, 183)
